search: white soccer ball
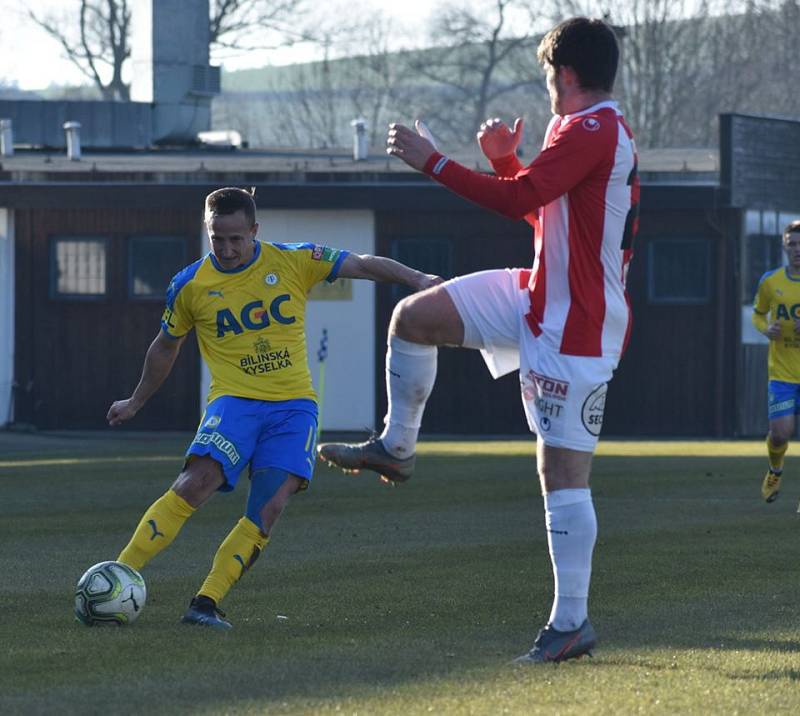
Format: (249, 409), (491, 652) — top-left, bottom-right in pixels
(74, 561), (146, 626)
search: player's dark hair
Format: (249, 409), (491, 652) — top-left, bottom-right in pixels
(783, 220), (800, 240)
(205, 187), (256, 226)
(537, 17), (619, 93)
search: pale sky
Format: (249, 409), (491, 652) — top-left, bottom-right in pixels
(0, 0), (457, 91)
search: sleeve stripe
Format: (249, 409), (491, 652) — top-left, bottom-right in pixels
(160, 324), (185, 339)
(432, 156), (449, 175)
(166, 257), (204, 310)
(326, 249), (350, 283)
(756, 267), (780, 288)
(273, 242), (316, 252)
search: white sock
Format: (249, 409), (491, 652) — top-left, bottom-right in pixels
(543, 488), (597, 632)
(379, 335), (437, 458)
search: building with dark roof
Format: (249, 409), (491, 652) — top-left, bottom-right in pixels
(2, 112), (797, 437)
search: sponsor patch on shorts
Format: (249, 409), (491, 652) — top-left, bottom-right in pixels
(192, 431), (241, 465)
(581, 383), (607, 436)
(769, 399), (795, 416)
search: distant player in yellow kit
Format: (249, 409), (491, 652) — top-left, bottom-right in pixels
(752, 220), (800, 503)
(106, 187), (441, 628)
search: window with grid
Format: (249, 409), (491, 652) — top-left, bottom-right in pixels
(50, 237), (108, 299)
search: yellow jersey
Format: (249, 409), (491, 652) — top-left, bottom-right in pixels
(161, 240), (348, 403)
(753, 267), (800, 382)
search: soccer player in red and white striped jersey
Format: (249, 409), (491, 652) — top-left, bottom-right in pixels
(319, 17), (639, 663)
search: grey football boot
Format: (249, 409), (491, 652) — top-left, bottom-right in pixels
(317, 436), (415, 483)
(514, 619), (596, 663)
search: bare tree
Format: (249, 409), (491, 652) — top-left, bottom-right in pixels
(686, 2), (765, 146)
(749, 0), (800, 118)
(541, 0), (799, 148)
(333, 14), (403, 148)
(28, 0), (132, 101)
(214, 5), (408, 150)
(541, 0), (711, 148)
(209, 0), (309, 52)
(404, 0), (544, 147)
(27, 0), (305, 101)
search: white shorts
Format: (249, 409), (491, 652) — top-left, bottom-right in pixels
(444, 268), (618, 452)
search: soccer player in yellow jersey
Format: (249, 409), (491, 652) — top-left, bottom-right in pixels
(752, 220), (800, 503)
(106, 187), (441, 628)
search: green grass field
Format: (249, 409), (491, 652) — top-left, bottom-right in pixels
(2, 432), (799, 715)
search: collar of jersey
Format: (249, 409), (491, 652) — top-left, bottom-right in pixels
(209, 240), (261, 274)
(562, 100), (619, 122)
(784, 267), (800, 282)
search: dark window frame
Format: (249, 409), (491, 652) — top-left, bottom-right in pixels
(127, 235), (186, 301)
(647, 238), (711, 305)
(49, 236), (110, 301)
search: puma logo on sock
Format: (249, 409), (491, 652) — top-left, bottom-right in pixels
(148, 519), (165, 541)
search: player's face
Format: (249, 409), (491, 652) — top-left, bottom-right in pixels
(783, 233), (800, 271)
(206, 210), (258, 269)
(546, 64), (565, 115)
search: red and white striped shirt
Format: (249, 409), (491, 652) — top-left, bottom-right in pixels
(423, 101), (639, 359)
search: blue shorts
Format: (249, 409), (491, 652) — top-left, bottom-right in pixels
(186, 396), (318, 491)
(768, 380), (800, 420)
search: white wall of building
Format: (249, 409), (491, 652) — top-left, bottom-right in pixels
(0, 209), (14, 425)
(200, 209), (376, 431)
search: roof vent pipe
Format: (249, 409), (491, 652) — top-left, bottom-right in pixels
(351, 118), (368, 161)
(63, 121), (82, 161)
(0, 119), (13, 157)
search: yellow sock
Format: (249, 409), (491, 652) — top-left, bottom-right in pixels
(767, 435), (788, 473)
(117, 490), (195, 571)
(197, 517), (269, 605)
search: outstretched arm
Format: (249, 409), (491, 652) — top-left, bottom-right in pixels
(107, 330), (186, 426)
(388, 122), (541, 221)
(337, 253), (443, 292)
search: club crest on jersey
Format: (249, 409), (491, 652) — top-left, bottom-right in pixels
(265, 273), (279, 286)
(312, 245), (324, 260)
(582, 117), (600, 132)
